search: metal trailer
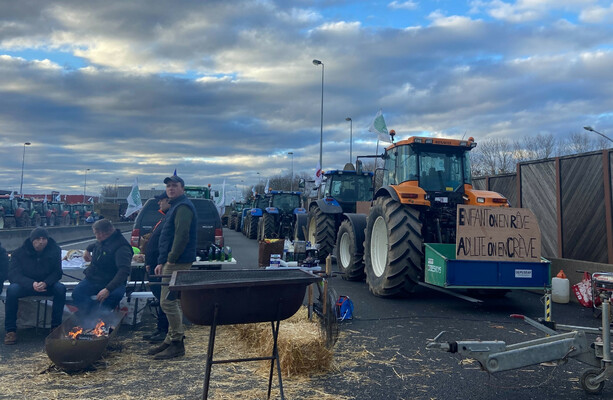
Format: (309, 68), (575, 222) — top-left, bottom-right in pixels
(426, 272), (613, 394)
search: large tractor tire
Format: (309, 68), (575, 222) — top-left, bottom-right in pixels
(17, 213), (29, 228)
(5, 217), (16, 229)
(294, 214), (308, 241)
(247, 215), (259, 240)
(228, 215), (235, 230)
(308, 206), (336, 262)
(33, 214), (42, 227)
(364, 197), (424, 297)
(242, 215), (250, 235)
(259, 213), (277, 240)
(335, 219), (365, 281)
(62, 214), (70, 226)
(0, 217), (4, 229)
(234, 215), (242, 232)
(48, 214), (56, 227)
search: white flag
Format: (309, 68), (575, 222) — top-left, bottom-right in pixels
(124, 178), (142, 218)
(216, 180), (226, 216)
(43, 195), (48, 204)
(88, 197), (94, 203)
(9, 191), (14, 200)
(368, 109), (391, 143)
(264, 178), (270, 193)
(251, 186), (256, 196)
(314, 161), (323, 187)
(55, 193), (61, 202)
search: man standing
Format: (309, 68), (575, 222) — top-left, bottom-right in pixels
(4, 228), (65, 345)
(142, 192), (171, 343)
(72, 219), (133, 316)
(148, 175), (197, 360)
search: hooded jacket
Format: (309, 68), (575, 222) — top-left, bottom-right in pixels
(85, 229), (133, 291)
(8, 237), (62, 288)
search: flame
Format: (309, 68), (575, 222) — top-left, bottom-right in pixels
(68, 326), (83, 339)
(92, 320), (106, 336)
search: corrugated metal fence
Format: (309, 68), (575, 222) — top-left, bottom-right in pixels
(473, 149), (613, 264)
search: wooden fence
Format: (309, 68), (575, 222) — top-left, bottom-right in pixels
(473, 149), (613, 264)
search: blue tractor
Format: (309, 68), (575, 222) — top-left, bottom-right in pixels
(242, 194), (271, 240)
(256, 190), (306, 240)
(307, 167), (374, 275)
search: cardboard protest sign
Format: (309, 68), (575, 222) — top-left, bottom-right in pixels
(455, 205), (541, 262)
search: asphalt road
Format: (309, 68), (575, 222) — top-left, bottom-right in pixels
(1, 227), (611, 399)
(223, 227), (611, 399)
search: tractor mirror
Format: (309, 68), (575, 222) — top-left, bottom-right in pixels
(356, 160), (363, 174)
(298, 178), (305, 189)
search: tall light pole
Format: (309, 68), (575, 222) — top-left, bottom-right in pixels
(19, 142), (31, 197)
(345, 117), (353, 163)
(288, 152), (294, 191)
(114, 178), (119, 203)
(584, 126), (613, 144)
(83, 168), (90, 203)
(313, 59), (324, 171)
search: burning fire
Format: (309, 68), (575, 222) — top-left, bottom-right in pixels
(68, 326), (83, 339)
(66, 319), (109, 339)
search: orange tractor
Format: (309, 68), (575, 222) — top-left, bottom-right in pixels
(337, 136), (510, 297)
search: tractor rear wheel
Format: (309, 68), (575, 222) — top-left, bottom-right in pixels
(48, 214), (56, 226)
(5, 217), (16, 229)
(63, 214), (70, 226)
(308, 206), (336, 261)
(17, 213), (29, 227)
(294, 214), (307, 241)
(0, 217), (4, 229)
(33, 214), (42, 227)
(335, 219), (365, 281)
(235, 215), (242, 232)
(364, 197), (424, 297)
(242, 215), (249, 235)
(248, 216), (259, 239)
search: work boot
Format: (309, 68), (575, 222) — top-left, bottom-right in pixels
(148, 331), (167, 343)
(153, 339), (185, 360)
(4, 332), (17, 345)
(142, 329), (164, 341)
(147, 342), (170, 355)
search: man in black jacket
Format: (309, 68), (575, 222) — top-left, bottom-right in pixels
(142, 192), (170, 342)
(4, 228), (65, 345)
(72, 219), (133, 317)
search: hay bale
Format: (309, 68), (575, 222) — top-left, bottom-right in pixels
(230, 307), (333, 377)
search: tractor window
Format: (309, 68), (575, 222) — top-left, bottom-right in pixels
(383, 150), (397, 185)
(327, 175), (372, 202)
(255, 196), (270, 208)
(418, 151), (467, 192)
(392, 145), (418, 184)
(272, 194), (300, 212)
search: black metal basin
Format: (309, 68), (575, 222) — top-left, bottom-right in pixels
(45, 310), (124, 371)
(169, 269), (321, 326)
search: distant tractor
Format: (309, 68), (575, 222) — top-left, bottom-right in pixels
(228, 202), (246, 231)
(307, 167), (374, 262)
(0, 196), (27, 229)
(257, 191), (306, 240)
(242, 194), (271, 240)
(48, 201), (71, 225)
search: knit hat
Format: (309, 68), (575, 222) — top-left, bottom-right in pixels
(30, 227), (49, 241)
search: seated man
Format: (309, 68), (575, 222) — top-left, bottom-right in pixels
(72, 219), (133, 317)
(4, 228), (65, 345)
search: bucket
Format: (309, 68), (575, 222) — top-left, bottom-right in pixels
(552, 277), (570, 304)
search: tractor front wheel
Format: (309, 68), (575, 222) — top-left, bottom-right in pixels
(364, 197), (424, 297)
(308, 206), (336, 262)
(248, 216), (259, 239)
(335, 219), (365, 281)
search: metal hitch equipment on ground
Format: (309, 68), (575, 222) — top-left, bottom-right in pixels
(426, 272), (613, 394)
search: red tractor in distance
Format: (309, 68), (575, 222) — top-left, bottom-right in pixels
(0, 195), (28, 229)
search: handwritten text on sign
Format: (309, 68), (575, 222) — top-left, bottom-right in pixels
(455, 206), (541, 262)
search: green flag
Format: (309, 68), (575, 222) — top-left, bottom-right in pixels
(368, 109), (391, 142)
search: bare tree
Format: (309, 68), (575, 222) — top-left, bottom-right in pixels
(100, 185), (117, 201)
(561, 131), (597, 155)
(513, 133), (558, 161)
(471, 138), (515, 175)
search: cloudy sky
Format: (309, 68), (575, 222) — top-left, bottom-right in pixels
(1, 0), (612, 197)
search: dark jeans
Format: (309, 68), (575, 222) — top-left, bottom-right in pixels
(5, 282), (66, 332)
(72, 279), (125, 316)
(149, 274), (168, 332)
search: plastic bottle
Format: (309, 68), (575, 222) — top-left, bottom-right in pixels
(552, 270), (570, 304)
(227, 246), (232, 262)
(208, 245), (216, 261)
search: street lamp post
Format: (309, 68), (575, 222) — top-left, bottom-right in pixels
(288, 152), (294, 191)
(583, 126), (613, 144)
(114, 178), (119, 203)
(313, 59), (324, 171)
(345, 117), (353, 163)
(83, 168), (90, 203)
(19, 142), (31, 197)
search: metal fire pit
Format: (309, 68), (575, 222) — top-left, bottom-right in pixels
(45, 310), (124, 371)
(169, 268), (321, 400)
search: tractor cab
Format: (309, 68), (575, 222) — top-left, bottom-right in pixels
(321, 170), (373, 214)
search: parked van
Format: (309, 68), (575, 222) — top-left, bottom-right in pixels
(130, 198), (223, 256)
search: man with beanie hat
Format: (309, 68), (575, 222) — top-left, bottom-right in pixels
(4, 228), (65, 345)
